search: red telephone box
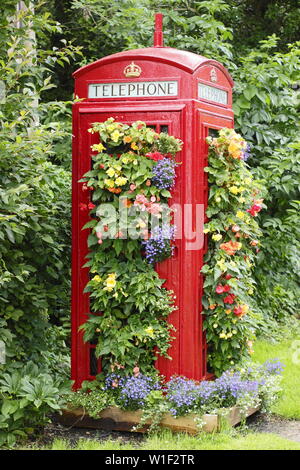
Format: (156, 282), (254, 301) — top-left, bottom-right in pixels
(71, 15), (234, 389)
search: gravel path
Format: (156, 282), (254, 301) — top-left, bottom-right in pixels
(248, 412), (300, 443)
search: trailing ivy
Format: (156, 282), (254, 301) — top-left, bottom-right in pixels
(202, 128), (265, 375)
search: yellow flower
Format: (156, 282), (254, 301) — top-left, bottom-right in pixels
(111, 130), (121, 142)
(131, 142), (139, 150)
(115, 176), (127, 186)
(104, 178), (115, 188)
(238, 197), (245, 203)
(113, 164), (122, 171)
(236, 210), (245, 219)
(145, 327), (155, 338)
(106, 168), (115, 177)
(107, 124), (116, 132)
(121, 156), (129, 164)
(219, 332), (226, 339)
(103, 273), (117, 291)
(228, 141), (240, 153)
(212, 234), (222, 241)
(248, 288), (254, 295)
(213, 323), (218, 328)
(92, 275), (102, 283)
(91, 143), (106, 152)
(229, 186), (239, 195)
(203, 228), (210, 234)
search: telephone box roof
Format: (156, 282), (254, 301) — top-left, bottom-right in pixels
(73, 47), (234, 85)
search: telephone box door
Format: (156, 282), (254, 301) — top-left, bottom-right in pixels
(72, 108), (184, 387)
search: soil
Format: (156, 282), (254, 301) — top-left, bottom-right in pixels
(29, 416), (145, 449)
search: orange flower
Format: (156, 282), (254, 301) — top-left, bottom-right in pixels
(209, 304), (216, 310)
(220, 240), (242, 255)
(123, 135), (132, 143)
(108, 187), (122, 194)
(123, 198), (132, 208)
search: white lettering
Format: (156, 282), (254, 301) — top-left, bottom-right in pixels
(88, 81), (178, 98)
(198, 83), (228, 105)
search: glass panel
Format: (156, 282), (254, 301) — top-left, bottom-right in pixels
(160, 125), (169, 134)
(89, 346), (98, 376)
(208, 128), (219, 138)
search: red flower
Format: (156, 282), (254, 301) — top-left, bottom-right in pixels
(233, 306), (243, 317)
(247, 202), (263, 217)
(225, 274), (232, 280)
(223, 294), (236, 304)
(79, 203), (87, 211)
(145, 151), (164, 161)
(88, 202), (96, 210)
(223, 284), (231, 293)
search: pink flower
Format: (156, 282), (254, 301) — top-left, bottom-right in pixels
(133, 366), (140, 377)
(147, 203), (162, 216)
(216, 284), (224, 294)
(146, 180), (152, 186)
(130, 183), (136, 191)
(150, 196), (156, 202)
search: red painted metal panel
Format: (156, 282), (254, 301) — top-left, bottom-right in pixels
(71, 43), (234, 388)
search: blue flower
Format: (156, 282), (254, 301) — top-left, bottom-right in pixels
(152, 157), (177, 189)
(142, 225), (175, 264)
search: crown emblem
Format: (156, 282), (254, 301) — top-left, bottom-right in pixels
(210, 67), (217, 82)
(124, 62), (142, 78)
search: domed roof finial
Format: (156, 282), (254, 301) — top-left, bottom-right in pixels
(154, 13), (164, 47)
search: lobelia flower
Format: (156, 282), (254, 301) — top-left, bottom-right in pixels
(241, 143), (251, 161)
(152, 157), (178, 189)
(142, 225), (175, 264)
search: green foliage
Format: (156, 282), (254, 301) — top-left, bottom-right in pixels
(232, 38), (300, 155)
(0, 362), (70, 447)
(0, 2), (81, 446)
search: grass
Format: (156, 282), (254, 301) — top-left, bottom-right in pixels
(40, 430), (300, 450)
(252, 337), (300, 419)
(18, 327), (300, 450)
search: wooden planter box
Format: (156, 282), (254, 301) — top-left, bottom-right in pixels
(58, 405), (259, 435)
